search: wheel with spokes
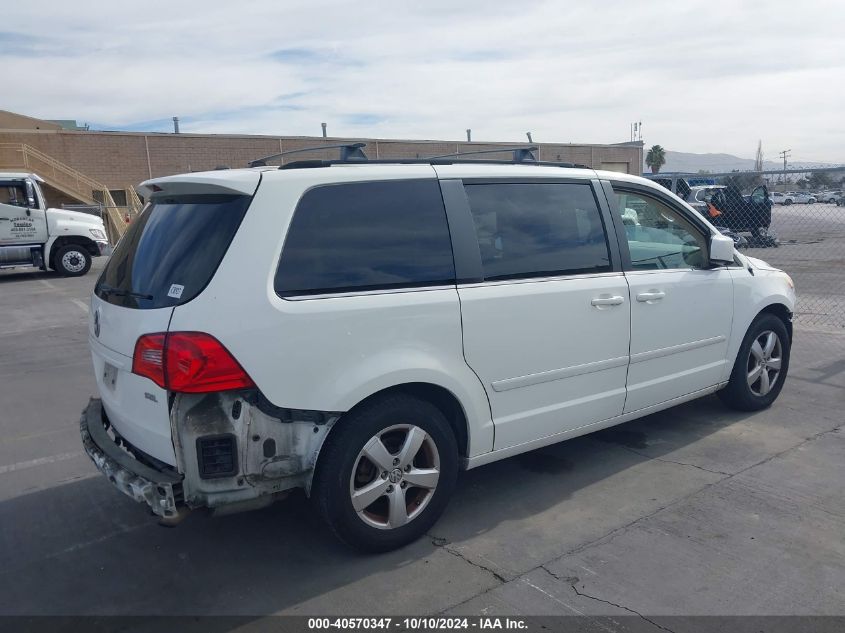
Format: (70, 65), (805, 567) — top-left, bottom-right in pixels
(55, 244), (91, 277)
(311, 393), (458, 551)
(719, 313), (790, 411)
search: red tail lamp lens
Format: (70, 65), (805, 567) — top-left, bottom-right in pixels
(132, 332), (255, 393)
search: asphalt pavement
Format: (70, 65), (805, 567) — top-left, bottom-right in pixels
(1, 257), (843, 621)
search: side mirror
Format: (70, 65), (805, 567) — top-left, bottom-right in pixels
(24, 180), (37, 209)
(709, 233), (734, 265)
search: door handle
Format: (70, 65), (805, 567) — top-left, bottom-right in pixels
(591, 295), (625, 307)
(636, 291), (666, 302)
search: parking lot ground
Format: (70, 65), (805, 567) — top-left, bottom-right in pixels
(1, 259), (844, 619)
(755, 202), (845, 329)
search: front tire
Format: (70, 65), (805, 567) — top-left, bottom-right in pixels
(311, 393), (458, 552)
(55, 245), (92, 276)
(719, 313), (790, 411)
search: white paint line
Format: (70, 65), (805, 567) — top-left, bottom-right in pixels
(71, 298), (89, 313)
(39, 279), (58, 291)
(521, 578), (585, 616)
(0, 451), (84, 475)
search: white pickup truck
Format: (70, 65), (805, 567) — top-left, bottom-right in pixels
(0, 172), (110, 276)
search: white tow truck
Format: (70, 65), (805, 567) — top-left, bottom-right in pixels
(0, 172), (110, 276)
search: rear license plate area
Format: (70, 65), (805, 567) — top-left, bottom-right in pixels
(103, 362), (118, 389)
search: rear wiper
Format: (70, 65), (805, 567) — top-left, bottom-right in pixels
(98, 284), (154, 300)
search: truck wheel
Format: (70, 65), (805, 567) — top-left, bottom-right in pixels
(718, 313), (790, 411)
(55, 245), (92, 277)
(311, 393), (458, 552)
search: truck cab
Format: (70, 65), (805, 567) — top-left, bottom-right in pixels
(0, 172), (110, 276)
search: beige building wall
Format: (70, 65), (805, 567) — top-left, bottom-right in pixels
(1, 123), (643, 190)
(0, 110), (62, 131)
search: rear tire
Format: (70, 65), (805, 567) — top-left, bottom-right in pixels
(718, 313), (790, 411)
(54, 245), (92, 277)
(311, 393), (458, 552)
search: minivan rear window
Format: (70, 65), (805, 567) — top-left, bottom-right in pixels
(95, 194), (251, 309)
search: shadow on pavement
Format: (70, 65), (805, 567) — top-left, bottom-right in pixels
(0, 394), (755, 616)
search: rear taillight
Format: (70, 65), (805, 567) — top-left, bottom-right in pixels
(132, 333), (166, 387)
(132, 332), (255, 393)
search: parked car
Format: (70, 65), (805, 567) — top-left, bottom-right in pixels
(784, 191), (816, 204)
(678, 186), (746, 248)
(81, 157), (795, 551)
(818, 191), (843, 204)
(708, 184), (775, 246)
(683, 185), (726, 214)
(771, 192), (793, 205)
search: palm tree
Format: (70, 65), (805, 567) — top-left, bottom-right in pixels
(646, 145), (667, 174)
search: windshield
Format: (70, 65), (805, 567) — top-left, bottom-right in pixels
(95, 193), (251, 309)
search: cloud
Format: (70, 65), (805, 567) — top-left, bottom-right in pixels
(2, 0), (844, 161)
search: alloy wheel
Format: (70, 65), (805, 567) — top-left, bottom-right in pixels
(349, 424), (440, 530)
(747, 330), (783, 396)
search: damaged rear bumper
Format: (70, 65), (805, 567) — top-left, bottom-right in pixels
(80, 399), (183, 520)
(82, 393), (342, 520)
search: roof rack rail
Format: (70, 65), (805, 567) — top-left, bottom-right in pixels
(248, 142), (367, 167)
(279, 157), (589, 170)
(430, 146), (539, 163)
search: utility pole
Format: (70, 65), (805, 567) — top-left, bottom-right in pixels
(778, 149), (791, 183)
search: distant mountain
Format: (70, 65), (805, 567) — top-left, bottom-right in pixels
(645, 150), (838, 174)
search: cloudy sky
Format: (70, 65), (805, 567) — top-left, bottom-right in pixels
(3, 0), (843, 162)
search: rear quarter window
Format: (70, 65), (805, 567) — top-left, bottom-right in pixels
(275, 179), (455, 296)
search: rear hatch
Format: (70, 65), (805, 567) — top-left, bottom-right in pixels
(89, 171), (259, 465)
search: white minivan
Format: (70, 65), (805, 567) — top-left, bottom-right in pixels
(82, 153), (795, 551)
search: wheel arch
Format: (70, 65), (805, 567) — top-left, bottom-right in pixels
(335, 382), (469, 456)
(724, 288), (794, 384)
(758, 302), (793, 343)
(47, 235), (99, 265)
(306, 381), (473, 496)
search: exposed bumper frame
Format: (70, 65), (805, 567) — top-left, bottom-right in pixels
(80, 399), (183, 519)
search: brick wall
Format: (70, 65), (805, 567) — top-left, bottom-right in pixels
(0, 128), (642, 189)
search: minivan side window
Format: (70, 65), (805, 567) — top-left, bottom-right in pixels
(612, 189), (707, 270)
(275, 179), (455, 296)
(462, 182), (611, 281)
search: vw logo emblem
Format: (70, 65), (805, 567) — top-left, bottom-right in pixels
(94, 308), (101, 337)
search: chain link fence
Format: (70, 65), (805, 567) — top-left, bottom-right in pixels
(648, 169), (845, 330)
